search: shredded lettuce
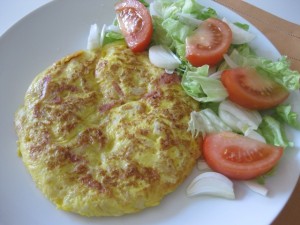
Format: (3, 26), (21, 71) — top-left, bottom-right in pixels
(200, 102), (220, 114)
(151, 0), (217, 60)
(182, 0), (206, 17)
(224, 46), (300, 91)
(159, 0), (183, 19)
(188, 109), (231, 137)
(275, 105), (300, 130)
(161, 18), (193, 43)
(152, 17), (192, 59)
(233, 22), (250, 31)
(256, 57), (300, 91)
(102, 31), (124, 46)
(258, 115), (293, 148)
(152, 17), (173, 47)
(181, 65), (228, 102)
(155, 0), (217, 20)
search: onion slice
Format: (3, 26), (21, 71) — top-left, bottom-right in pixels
(87, 24), (100, 51)
(243, 180), (268, 196)
(222, 18), (256, 44)
(149, 45), (181, 70)
(186, 172), (235, 199)
(219, 100), (262, 133)
(177, 13), (203, 27)
(223, 54), (238, 68)
(106, 24), (121, 33)
(99, 24), (107, 48)
(209, 70), (222, 79)
(244, 129), (266, 143)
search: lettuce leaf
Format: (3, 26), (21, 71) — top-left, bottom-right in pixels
(182, 0), (205, 16)
(152, 17), (173, 47)
(225, 45), (300, 91)
(161, 18), (193, 43)
(181, 65), (228, 102)
(233, 22), (250, 31)
(256, 57), (300, 91)
(188, 109), (231, 137)
(152, 0), (217, 60)
(103, 31), (124, 46)
(275, 105), (300, 130)
(258, 115), (293, 148)
(200, 102), (220, 114)
(156, 0), (217, 20)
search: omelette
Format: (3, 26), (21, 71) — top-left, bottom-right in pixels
(14, 41), (201, 216)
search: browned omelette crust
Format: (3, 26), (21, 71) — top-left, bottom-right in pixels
(15, 42), (201, 216)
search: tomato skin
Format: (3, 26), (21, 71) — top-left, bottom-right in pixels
(115, 0), (153, 52)
(221, 67), (289, 110)
(186, 18), (232, 67)
(203, 132), (283, 180)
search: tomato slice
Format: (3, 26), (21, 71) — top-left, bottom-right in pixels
(186, 18), (232, 67)
(202, 132), (283, 180)
(115, 0), (153, 52)
(221, 67), (289, 110)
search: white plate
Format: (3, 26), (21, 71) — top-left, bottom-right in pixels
(0, 1), (299, 225)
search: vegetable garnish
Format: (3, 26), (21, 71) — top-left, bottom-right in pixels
(188, 109), (231, 137)
(186, 172), (235, 199)
(186, 18), (232, 67)
(202, 132), (284, 180)
(221, 67), (290, 110)
(218, 100), (262, 134)
(243, 180), (268, 196)
(87, 0), (300, 199)
(115, 0), (153, 52)
(181, 65), (229, 102)
(146, 0), (298, 199)
(87, 24), (100, 51)
(149, 45), (181, 72)
(222, 18), (255, 45)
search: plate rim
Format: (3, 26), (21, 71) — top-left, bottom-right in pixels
(0, 1), (299, 225)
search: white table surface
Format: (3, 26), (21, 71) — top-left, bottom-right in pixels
(0, 0), (299, 37)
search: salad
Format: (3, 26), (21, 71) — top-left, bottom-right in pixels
(87, 0), (300, 199)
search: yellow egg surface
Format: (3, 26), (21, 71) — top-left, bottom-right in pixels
(14, 41), (201, 216)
